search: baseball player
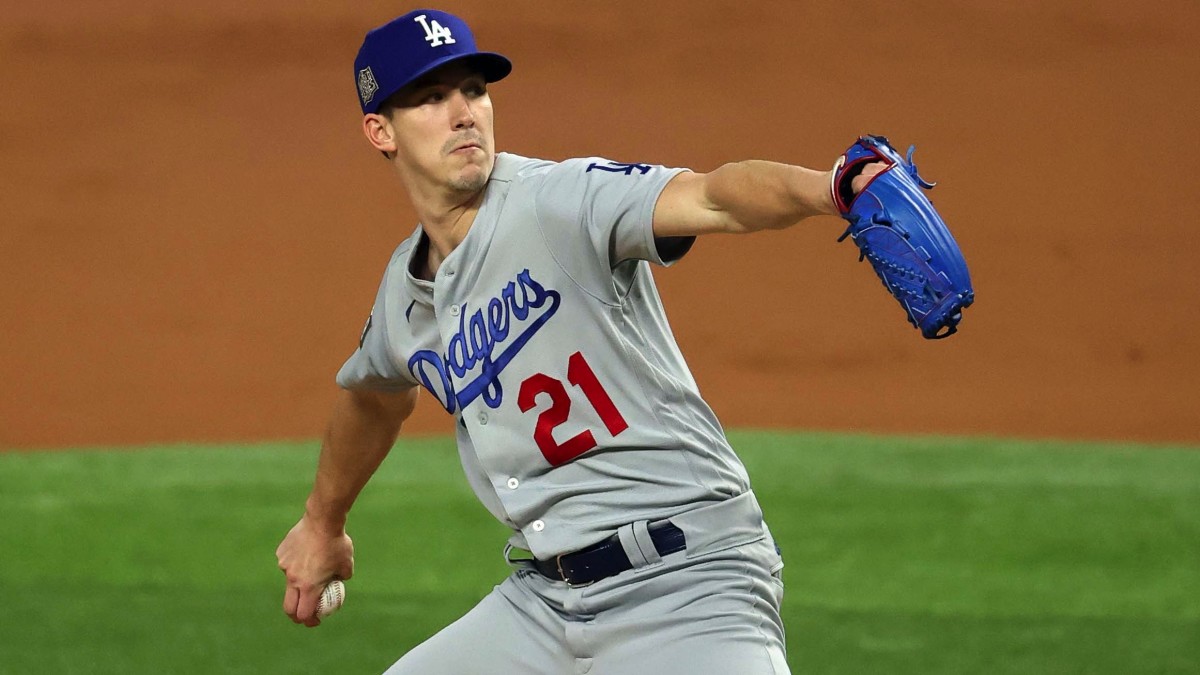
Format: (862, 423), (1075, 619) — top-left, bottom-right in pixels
(275, 9), (889, 674)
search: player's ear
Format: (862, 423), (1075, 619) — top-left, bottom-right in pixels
(362, 114), (397, 156)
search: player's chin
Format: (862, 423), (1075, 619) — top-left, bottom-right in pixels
(447, 162), (489, 193)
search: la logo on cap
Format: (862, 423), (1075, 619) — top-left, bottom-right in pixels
(414, 14), (455, 47)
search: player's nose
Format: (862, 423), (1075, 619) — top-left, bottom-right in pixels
(449, 91), (476, 130)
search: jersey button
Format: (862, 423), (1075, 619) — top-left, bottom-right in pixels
(506, 477), (519, 490)
(478, 412), (488, 425)
(531, 520), (545, 532)
(449, 305), (460, 317)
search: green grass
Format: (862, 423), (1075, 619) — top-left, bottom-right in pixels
(1, 432), (1197, 674)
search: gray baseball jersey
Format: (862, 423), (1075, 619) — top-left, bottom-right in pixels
(337, 152), (754, 559)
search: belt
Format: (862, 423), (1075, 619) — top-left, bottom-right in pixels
(532, 522), (687, 586)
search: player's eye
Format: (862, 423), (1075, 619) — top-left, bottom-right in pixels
(465, 81), (487, 97)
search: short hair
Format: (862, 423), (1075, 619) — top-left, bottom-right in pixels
(376, 90), (406, 120)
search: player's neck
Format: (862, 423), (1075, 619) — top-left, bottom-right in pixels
(412, 187), (484, 277)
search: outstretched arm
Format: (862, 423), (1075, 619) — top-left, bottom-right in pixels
(652, 159), (883, 237)
(275, 385), (418, 627)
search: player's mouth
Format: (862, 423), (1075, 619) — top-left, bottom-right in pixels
(450, 141), (483, 155)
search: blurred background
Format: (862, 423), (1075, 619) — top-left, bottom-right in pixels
(3, 0), (1198, 449)
(1, 1), (1198, 674)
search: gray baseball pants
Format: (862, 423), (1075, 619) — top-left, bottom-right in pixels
(383, 492), (789, 675)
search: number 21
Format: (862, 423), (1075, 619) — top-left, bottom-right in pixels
(518, 351), (629, 466)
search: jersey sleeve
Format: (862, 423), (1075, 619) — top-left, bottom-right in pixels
(534, 157), (693, 269)
(334, 263), (414, 393)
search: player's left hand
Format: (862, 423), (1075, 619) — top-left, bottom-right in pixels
(276, 515), (355, 627)
(832, 135), (974, 338)
(850, 162), (887, 195)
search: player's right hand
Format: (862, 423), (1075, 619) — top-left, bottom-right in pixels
(275, 515), (354, 627)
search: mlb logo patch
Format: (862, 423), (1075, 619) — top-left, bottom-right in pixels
(358, 67), (379, 105)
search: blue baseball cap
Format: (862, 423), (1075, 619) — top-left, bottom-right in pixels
(354, 9), (512, 115)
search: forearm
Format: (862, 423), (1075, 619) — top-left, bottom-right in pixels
(704, 160), (838, 233)
(304, 387), (415, 533)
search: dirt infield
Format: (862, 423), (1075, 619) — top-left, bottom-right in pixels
(2, 1), (1198, 449)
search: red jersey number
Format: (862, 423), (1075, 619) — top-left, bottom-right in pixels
(518, 351), (630, 466)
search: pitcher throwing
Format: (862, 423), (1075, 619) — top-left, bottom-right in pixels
(276, 8), (970, 674)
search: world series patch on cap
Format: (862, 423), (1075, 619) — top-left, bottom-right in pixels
(354, 9), (512, 114)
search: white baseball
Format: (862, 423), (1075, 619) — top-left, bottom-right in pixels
(316, 579), (345, 618)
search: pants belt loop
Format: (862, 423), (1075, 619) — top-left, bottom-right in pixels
(632, 521), (663, 566)
(617, 521), (661, 570)
(503, 543), (535, 572)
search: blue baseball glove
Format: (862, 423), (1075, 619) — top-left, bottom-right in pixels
(832, 135), (974, 339)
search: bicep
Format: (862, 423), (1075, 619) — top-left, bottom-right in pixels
(652, 171), (739, 238)
(371, 386), (419, 423)
(341, 386), (419, 430)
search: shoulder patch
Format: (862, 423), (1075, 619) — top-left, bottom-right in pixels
(585, 161), (652, 175)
